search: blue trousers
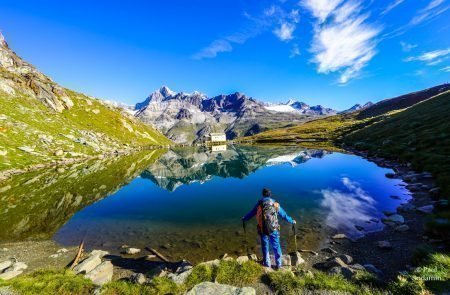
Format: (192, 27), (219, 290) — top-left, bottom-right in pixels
(260, 231), (282, 267)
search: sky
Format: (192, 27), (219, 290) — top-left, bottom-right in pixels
(1, 0), (449, 110)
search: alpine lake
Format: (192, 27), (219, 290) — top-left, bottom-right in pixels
(0, 145), (411, 263)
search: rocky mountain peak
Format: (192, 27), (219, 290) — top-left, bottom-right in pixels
(159, 85), (175, 97)
(0, 32), (73, 112)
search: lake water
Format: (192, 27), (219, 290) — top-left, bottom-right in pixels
(0, 145), (410, 263)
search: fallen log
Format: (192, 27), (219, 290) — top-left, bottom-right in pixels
(145, 247), (170, 263)
(69, 239), (85, 270)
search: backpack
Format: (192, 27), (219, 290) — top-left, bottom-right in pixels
(257, 199), (280, 235)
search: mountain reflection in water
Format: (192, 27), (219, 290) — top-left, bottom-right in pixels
(1, 145), (410, 262)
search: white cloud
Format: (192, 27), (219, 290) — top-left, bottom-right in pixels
(441, 66), (450, 72)
(410, 0), (449, 25)
(290, 44), (301, 58)
(192, 40), (233, 60)
(381, 0), (406, 15)
(305, 0), (381, 84)
(302, 0), (344, 23)
(404, 48), (450, 65)
(400, 41), (417, 52)
(273, 22), (296, 41)
(321, 177), (378, 239)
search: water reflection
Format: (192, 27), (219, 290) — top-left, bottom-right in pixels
(321, 177), (380, 239)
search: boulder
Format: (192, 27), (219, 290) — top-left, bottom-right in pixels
(349, 264), (366, 271)
(281, 255), (291, 267)
(199, 259), (220, 267)
(85, 261), (113, 286)
(290, 252), (305, 266)
(338, 255), (353, 265)
(0, 270), (23, 280)
(187, 282), (256, 295)
(324, 257), (347, 269)
(0, 260), (12, 272)
(395, 225), (410, 232)
(377, 241), (392, 249)
(73, 255), (102, 274)
(8, 262), (27, 272)
(236, 256), (249, 264)
(417, 205), (434, 214)
(90, 250), (109, 259)
(398, 203), (415, 212)
(130, 273), (147, 285)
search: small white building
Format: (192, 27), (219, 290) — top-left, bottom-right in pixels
(209, 133), (226, 143)
(211, 145), (227, 152)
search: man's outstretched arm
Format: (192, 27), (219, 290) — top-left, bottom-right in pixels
(278, 206), (296, 224)
(242, 203), (259, 221)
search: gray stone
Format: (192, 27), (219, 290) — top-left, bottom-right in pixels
(417, 205), (434, 214)
(90, 250), (109, 259)
(123, 248), (141, 255)
(147, 265), (167, 278)
(73, 255), (102, 274)
(199, 259), (220, 267)
(324, 257), (347, 269)
(395, 225), (410, 232)
(0, 270), (23, 280)
(0, 260), (12, 272)
(168, 268), (193, 285)
(377, 241), (392, 249)
(130, 273), (147, 285)
(349, 264), (366, 271)
(187, 282), (256, 295)
(331, 233), (347, 239)
(248, 254), (258, 261)
(8, 262), (27, 272)
(236, 256), (249, 264)
(85, 261), (113, 286)
(290, 252), (305, 266)
(338, 255), (353, 265)
(398, 203), (415, 212)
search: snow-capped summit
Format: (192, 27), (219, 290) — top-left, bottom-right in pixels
(341, 101), (374, 114)
(265, 99), (337, 115)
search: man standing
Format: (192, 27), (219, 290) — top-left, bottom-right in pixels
(242, 188), (296, 269)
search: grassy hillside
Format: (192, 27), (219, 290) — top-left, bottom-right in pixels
(0, 88), (171, 171)
(343, 91), (450, 196)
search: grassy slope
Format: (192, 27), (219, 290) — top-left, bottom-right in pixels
(343, 91), (450, 196)
(0, 88), (171, 171)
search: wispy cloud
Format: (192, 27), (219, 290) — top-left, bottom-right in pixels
(404, 48), (450, 65)
(441, 66), (450, 72)
(304, 0), (381, 84)
(290, 44), (301, 58)
(193, 5), (299, 59)
(273, 22), (296, 41)
(400, 41), (417, 52)
(410, 0), (449, 25)
(321, 177), (378, 239)
(302, 0), (344, 23)
(381, 0), (406, 15)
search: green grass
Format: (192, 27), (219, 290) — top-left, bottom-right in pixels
(0, 84), (171, 171)
(0, 269), (95, 295)
(2, 255), (449, 295)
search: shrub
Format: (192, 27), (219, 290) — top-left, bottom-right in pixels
(215, 260), (263, 287)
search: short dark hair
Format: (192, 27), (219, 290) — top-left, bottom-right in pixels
(262, 188), (271, 197)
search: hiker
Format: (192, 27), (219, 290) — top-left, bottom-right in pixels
(242, 188), (296, 269)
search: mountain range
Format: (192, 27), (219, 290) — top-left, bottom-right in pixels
(132, 86), (369, 144)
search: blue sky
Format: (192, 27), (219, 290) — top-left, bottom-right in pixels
(1, 0), (449, 109)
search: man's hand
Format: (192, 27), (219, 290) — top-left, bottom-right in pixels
(292, 220), (297, 224)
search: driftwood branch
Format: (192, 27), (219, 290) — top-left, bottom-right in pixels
(69, 239), (85, 270)
(145, 247), (170, 263)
